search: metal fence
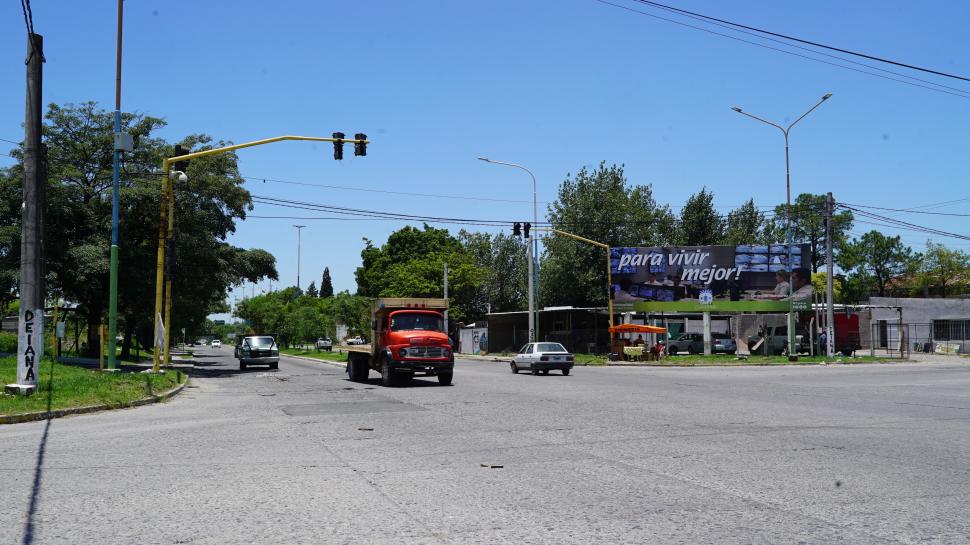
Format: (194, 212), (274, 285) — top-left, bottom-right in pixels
(868, 322), (968, 357)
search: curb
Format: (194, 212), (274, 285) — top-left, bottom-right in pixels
(0, 376), (189, 425)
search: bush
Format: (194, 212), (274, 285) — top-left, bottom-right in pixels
(0, 332), (17, 353)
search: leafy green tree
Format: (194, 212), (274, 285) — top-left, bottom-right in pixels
(354, 225), (486, 323)
(305, 281), (318, 298)
(774, 194), (853, 272)
(838, 231), (916, 297)
(540, 162), (675, 307)
(0, 102), (277, 356)
(320, 267), (334, 298)
(917, 242), (970, 297)
(722, 198), (766, 245)
(677, 187), (723, 245)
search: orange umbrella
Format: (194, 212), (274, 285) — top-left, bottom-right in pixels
(608, 323), (667, 334)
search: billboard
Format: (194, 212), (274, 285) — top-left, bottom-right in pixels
(610, 244), (813, 312)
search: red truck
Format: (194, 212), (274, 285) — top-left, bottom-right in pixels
(346, 298), (454, 387)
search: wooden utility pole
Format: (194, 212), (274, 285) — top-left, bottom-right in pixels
(825, 192), (836, 357)
(7, 34), (45, 395)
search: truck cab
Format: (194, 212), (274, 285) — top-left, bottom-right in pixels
(346, 298), (454, 386)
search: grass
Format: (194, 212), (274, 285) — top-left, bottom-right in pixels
(0, 357), (185, 417)
(280, 347), (349, 363)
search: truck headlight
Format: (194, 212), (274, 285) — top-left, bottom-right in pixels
(398, 348), (407, 358)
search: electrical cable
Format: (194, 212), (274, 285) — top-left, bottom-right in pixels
(626, 0), (970, 83)
(838, 202), (970, 218)
(593, 0), (970, 99)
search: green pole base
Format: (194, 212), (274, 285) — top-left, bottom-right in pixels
(107, 244), (120, 370)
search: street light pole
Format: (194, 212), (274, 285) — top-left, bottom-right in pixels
(732, 93), (832, 361)
(294, 225), (306, 293)
(478, 157), (539, 342)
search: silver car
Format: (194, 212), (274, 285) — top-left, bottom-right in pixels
(235, 335), (280, 370)
(511, 342), (574, 376)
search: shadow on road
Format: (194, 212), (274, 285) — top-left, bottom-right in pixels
(21, 359), (56, 545)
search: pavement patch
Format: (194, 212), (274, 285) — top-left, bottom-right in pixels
(281, 400), (425, 416)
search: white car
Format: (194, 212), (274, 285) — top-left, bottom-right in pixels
(345, 336), (366, 345)
(211, 339), (222, 348)
(511, 342), (574, 376)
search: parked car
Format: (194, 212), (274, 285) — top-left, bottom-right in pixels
(315, 337), (333, 351)
(234, 335), (280, 370)
(511, 342), (574, 376)
(211, 339), (222, 348)
(662, 333), (737, 355)
(345, 336), (366, 345)
(747, 325), (811, 356)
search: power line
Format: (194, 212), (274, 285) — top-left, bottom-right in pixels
(839, 202), (970, 218)
(0, 137), (21, 145)
(626, 0), (970, 83)
(594, 0), (970, 99)
(838, 204), (970, 241)
(243, 175), (543, 205)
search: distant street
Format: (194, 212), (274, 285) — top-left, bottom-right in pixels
(2, 349), (969, 544)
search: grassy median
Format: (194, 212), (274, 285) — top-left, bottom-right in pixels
(0, 356), (185, 417)
(279, 347), (349, 363)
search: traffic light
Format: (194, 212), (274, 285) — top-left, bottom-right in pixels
(354, 133), (367, 157)
(513, 222), (521, 237)
(173, 144), (189, 174)
(332, 132), (345, 160)
(523, 222), (531, 239)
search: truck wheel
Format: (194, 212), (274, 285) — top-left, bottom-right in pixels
(511, 362), (519, 374)
(562, 368), (570, 376)
(270, 361), (279, 370)
(381, 369), (397, 387)
(349, 355), (369, 382)
(542, 369), (550, 375)
(438, 372), (453, 385)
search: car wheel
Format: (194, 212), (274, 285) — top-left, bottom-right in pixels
(542, 369), (550, 375)
(239, 360), (246, 371)
(531, 367), (538, 375)
(562, 368), (570, 375)
(438, 372), (453, 385)
(668, 346), (678, 355)
(511, 362), (519, 374)
(269, 361), (279, 370)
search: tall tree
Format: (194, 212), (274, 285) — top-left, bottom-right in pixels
(917, 242), (970, 297)
(458, 230), (528, 314)
(838, 231), (915, 297)
(774, 193), (853, 272)
(541, 162), (675, 307)
(305, 281), (318, 298)
(721, 198), (765, 245)
(320, 267), (334, 298)
(0, 102), (277, 356)
(678, 187), (723, 245)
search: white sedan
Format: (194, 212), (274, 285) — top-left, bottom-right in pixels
(211, 339), (222, 348)
(511, 342), (574, 376)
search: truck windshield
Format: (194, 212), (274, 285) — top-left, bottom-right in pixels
(389, 313), (443, 332)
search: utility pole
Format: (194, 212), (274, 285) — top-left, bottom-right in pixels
(527, 237), (535, 343)
(106, 0), (130, 370)
(825, 192), (836, 357)
(443, 262), (449, 337)
(294, 225), (305, 292)
(8, 34), (45, 395)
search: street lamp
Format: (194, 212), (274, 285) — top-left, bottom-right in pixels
(294, 225), (306, 293)
(478, 157), (539, 343)
(732, 93), (832, 360)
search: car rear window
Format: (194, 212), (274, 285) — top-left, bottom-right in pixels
(247, 336), (275, 348)
(537, 343), (567, 353)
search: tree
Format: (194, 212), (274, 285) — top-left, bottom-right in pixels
(540, 162), (676, 307)
(320, 267), (334, 298)
(774, 193), (853, 272)
(0, 102), (278, 356)
(354, 225), (487, 323)
(722, 198), (766, 245)
(838, 231), (916, 297)
(305, 281), (318, 298)
(917, 242), (970, 297)
(677, 187), (723, 245)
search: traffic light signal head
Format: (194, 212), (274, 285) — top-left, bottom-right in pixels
(523, 222), (531, 239)
(332, 132), (345, 160)
(173, 144), (190, 173)
(354, 133), (367, 157)
(513, 222), (521, 237)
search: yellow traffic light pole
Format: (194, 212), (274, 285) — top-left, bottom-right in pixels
(151, 134), (369, 373)
(533, 228), (614, 330)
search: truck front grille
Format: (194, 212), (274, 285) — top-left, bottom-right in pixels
(405, 346), (446, 358)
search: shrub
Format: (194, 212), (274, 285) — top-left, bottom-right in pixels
(0, 332), (17, 353)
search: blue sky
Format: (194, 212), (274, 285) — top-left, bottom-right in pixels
(2, 1), (969, 306)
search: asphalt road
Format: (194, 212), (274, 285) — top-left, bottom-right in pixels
(2, 348), (969, 544)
